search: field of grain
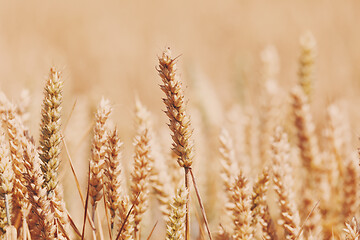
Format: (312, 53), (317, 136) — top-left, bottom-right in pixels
(1, 1), (360, 239)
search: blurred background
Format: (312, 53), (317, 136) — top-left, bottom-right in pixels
(0, 0), (359, 238)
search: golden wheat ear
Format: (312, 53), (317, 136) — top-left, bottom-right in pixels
(230, 171), (253, 240)
(271, 127), (302, 240)
(298, 31), (317, 100)
(165, 186), (187, 240)
(130, 98), (152, 240)
(251, 168), (278, 240)
(89, 98), (112, 222)
(23, 142), (56, 239)
(38, 68), (71, 238)
(2, 101), (30, 229)
(39, 67), (63, 194)
(158, 48), (195, 240)
(104, 126), (124, 231)
(218, 127), (237, 229)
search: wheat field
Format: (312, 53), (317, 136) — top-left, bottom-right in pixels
(0, 0), (360, 239)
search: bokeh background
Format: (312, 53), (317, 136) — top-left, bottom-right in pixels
(1, 0), (360, 238)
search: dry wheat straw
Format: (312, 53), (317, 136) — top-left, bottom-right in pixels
(89, 98), (112, 221)
(130, 99), (152, 239)
(271, 127), (301, 240)
(166, 187), (187, 240)
(158, 48), (195, 240)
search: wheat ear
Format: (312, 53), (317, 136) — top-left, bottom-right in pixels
(116, 195), (134, 240)
(166, 187), (187, 240)
(104, 127), (124, 231)
(89, 98), (112, 222)
(343, 153), (359, 220)
(130, 98), (152, 240)
(219, 127), (237, 226)
(230, 172), (253, 240)
(251, 168), (278, 240)
(39, 67), (63, 193)
(38, 67), (70, 237)
(298, 31), (316, 100)
(2, 102), (29, 226)
(23, 141), (56, 239)
(271, 127), (301, 240)
(158, 48), (195, 240)
(291, 86), (323, 238)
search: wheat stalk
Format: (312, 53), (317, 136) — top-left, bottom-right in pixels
(158, 48), (195, 240)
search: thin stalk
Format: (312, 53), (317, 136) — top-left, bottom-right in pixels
(190, 168), (213, 240)
(185, 167), (191, 240)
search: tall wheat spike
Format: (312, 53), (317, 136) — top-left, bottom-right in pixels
(251, 168), (278, 240)
(39, 67), (63, 194)
(298, 31), (317, 100)
(89, 98), (112, 221)
(130, 98), (152, 239)
(117, 195), (134, 240)
(231, 172), (253, 240)
(271, 127), (302, 240)
(104, 127), (124, 231)
(23, 140), (57, 239)
(158, 48), (195, 240)
(38, 67), (70, 237)
(219, 127), (238, 228)
(291, 86), (323, 238)
(2, 101), (30, 227)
